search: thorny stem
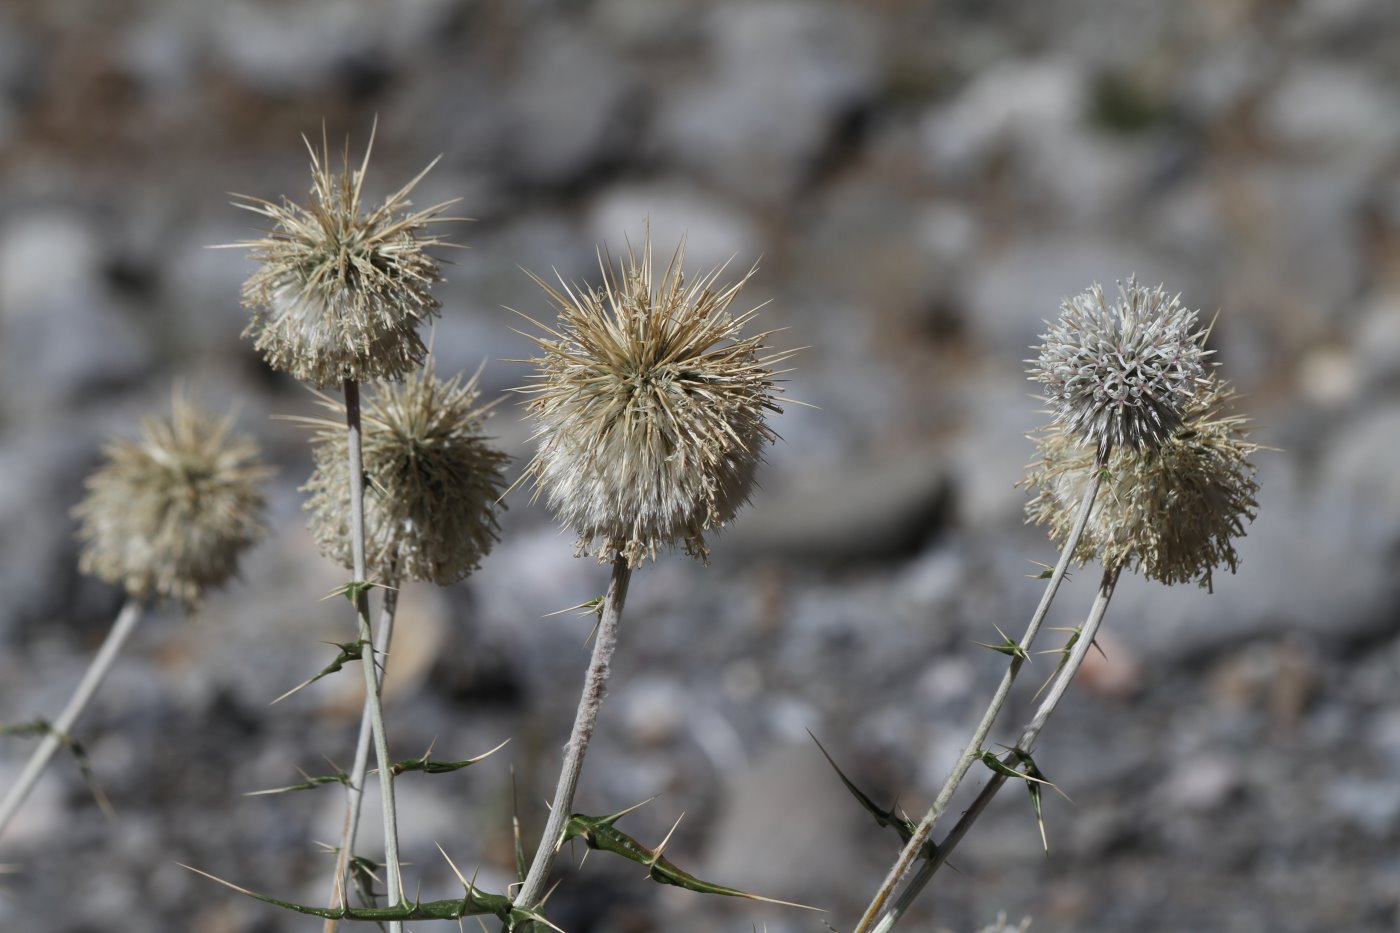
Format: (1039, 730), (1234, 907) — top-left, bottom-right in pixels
(0, 599), (144, 840)
(344, 379), (405, 932)
(870, 566), (1122, 933)
(854, 462), (1105, 933)
(514, 555), (633, 920)
(324, 565), (400, 932)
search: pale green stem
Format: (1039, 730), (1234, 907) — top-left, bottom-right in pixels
(323, 568), (400, 933)
(869, 565), (1121, 933)
(344, 378), (404, 932)
(514, 555), (633, 919)
(0, 599), (144, 840)
(853, 464), (1104, 933)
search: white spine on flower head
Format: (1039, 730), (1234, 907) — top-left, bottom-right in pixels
(1023, 375), (1260, 590)
(74, 393), (271, 607)
(518, 234), (791, 567)
(233, 126), (453, 388)
(302, 361), (509, 585)
(1029, 277), (1210, 457)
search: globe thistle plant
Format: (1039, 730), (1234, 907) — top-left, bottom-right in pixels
(1029, 278), (1210, 458)
(518, 236), (789, 566)
(74, 393), (271, 607)
(233, 128), (453, 387)
(1024, 375), (1260, 590)
(301, 362), (509, 586)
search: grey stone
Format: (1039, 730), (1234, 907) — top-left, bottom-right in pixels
(657, 0), (878, 201)
(920, 58), (1086, 182)
(0, 424), (103, 638)
(618, 675), (690, 747)
(1314, 402), (1400, 553)
(1236, 165), (1368, 323)
(0, 212), (150, 420)
(962, 236), (1193, 358)
(585, 183), (761, 276)
(501, 25), (632, 186)
(1258, 63), (1400, 163)
(725, 444), (948, 564)
(208, 0), (456, 95)
(1085, 454), (1399, 661)
(1354, 295), (1400, 392)
(702, 744), (872, 909)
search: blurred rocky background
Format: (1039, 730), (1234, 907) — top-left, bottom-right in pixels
(1, 0), (1399, 930)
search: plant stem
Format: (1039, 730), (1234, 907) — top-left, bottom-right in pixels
(0, 599), (144, 840)
(323, 566), (400, 932)
(868, 565), (1121, 933)
(853, 464), (1104, 933)
(514, 555), (633, 917)
(343, 378), (404, 931)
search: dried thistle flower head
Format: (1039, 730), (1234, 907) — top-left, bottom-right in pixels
(518, 235), (789, 566)
(1029, 277), (1210, 457)
(74, 393), (271, 607)
(302, 362), (509, 585)
(1023, 376), (1260, 590)
(233, 126), (452, 387)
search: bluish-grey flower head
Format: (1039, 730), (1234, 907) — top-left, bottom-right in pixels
(518, 235), (790, 567)
(1030, 278), (1210, 458)
(302, 362), (509, 585)
(74, 394), (272, 607)
(1023, 376), (1260, 590)
(233, 128), (453, 387)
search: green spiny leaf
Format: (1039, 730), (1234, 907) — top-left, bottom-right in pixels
(325, 579), (396, 604)
(563, 812), (822, 912)
(180, 863), (544, 926)
(246, 740), (507, 797)
(809, 732), (917, 845)
(511, 769), (528, 884)
(389, 738), (509, 777)
(244, 767), (349, 796)
(973, 625), (1030, 662)
(1007, 749), (1071, 851)
(272, 640), (366, 705)
(977, 749), (1055, 788)
(0, 719), (52, 740)
(542, 596), (605, 619)
(1, 718), (112, 816)
(1033, 625), (1105, 700)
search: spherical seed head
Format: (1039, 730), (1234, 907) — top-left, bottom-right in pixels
(74, 394), (272, 607)
(519, 236), (788, 567)
(1029, 278), (1210, 457)
(303, 363), (509, 585)
(234, 130), (450, 387)
(1023, 376), (1260, 590)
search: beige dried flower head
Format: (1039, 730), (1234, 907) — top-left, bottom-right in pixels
(233, 125), (453, 387)
(74, 393), (271, 607)
(518, 235), (789, 566)
(1029, 277), (1210, 458)
(302, 361), (508, 585)
(1024, 376), (1260, 590)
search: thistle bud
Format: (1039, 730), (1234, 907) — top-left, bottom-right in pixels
(1023, 376), (1260, 590)
(1029, 278), (1209, 457)
(518, 235), (788, 566)
(303, 363), (508, 585)
(234, 129), (450, 387)
(74, 394), (271, 607)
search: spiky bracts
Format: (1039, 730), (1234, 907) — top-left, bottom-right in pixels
(74, 394), (271, 607)
(234, 128), (452, 387)
(519, 237), (788, 566)
(1024, 376), (1260, 590)
(1029, 278), (1209, 457)
(303, 363), (509, 585)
